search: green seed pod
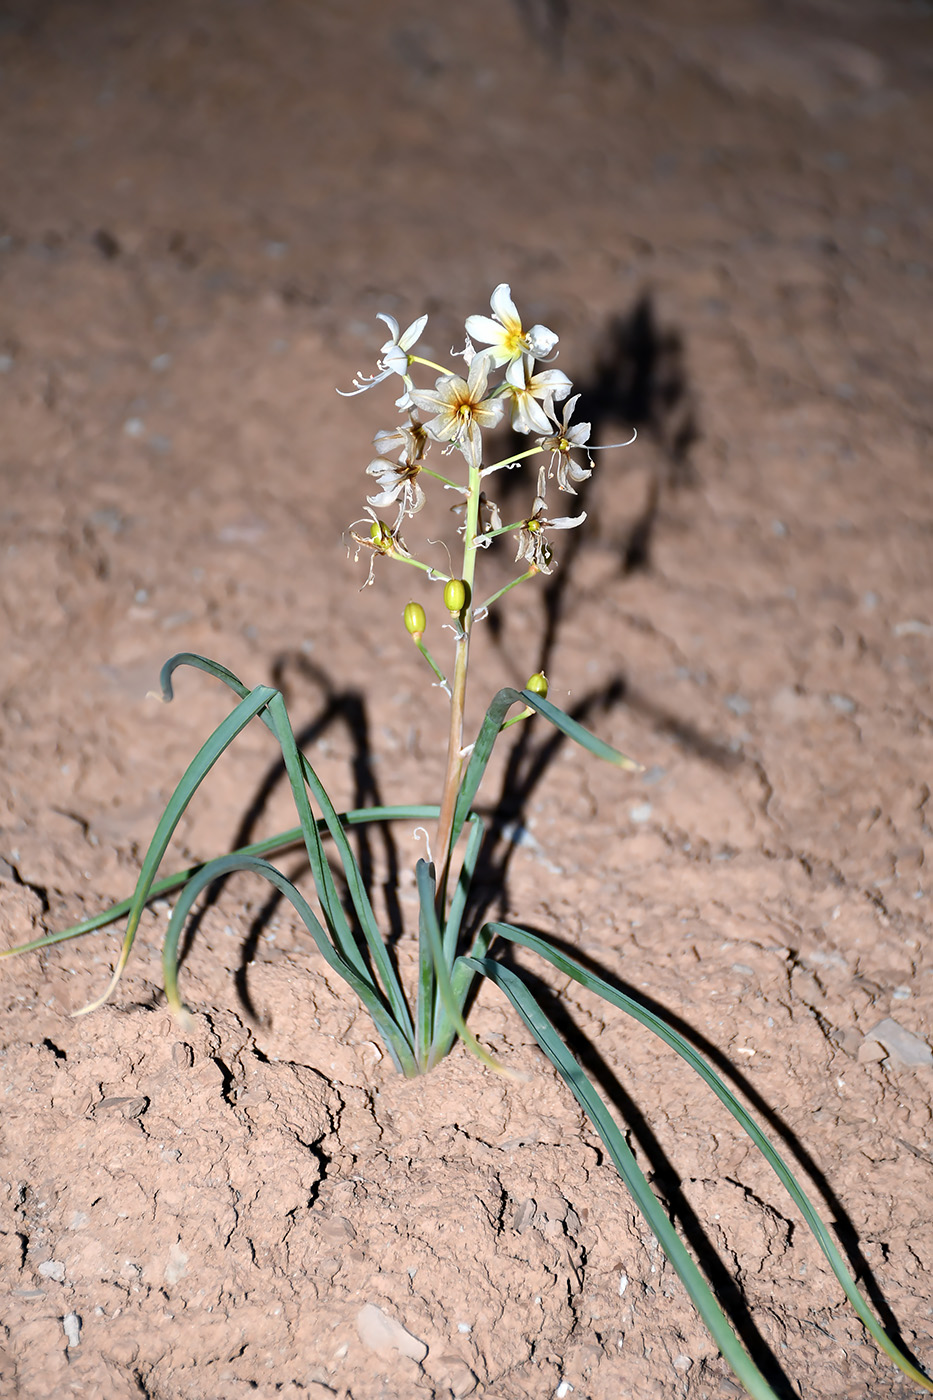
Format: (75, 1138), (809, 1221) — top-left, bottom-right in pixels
(444, 578), (468, 614)
(404, 601), (426, 641)
(525, 671), (548, 698)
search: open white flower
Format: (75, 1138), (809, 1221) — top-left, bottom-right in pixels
(504, 360), (572, 436)
(338, 312), (428, 402)
(409, 354), (504, 463)
(513, 466), (586, 574)
(536, 392), (593, 493)
(466, 284), (558, 368)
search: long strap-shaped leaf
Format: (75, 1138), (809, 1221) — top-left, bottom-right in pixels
(264, 689), (414, 1044)
(1, 804), (441, 960)
(69, 684), (278, 1015)
(466, 955), (785, 1400)
(450, 687), (640, 855)
(162, 653), (414, 1041)
(159, 852), (417, 1077)
(414, 860), (503, 1074)
(486, 923), (933, 1393)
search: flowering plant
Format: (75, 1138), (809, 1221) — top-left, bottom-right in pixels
(5, 287), (929, 1400)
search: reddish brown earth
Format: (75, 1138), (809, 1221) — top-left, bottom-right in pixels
(2, 2), (933, 1397)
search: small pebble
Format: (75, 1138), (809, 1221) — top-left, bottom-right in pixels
(38, 1260), (65, 1281)
(63, 1312), (81, 1347)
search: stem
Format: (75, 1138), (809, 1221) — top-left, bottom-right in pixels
(476, 568), (536, 616)
(434, 448), (483, 910)
(415, 639), (450, 694)
(480, 444), (545, 478)
(409, 354), (452, 376)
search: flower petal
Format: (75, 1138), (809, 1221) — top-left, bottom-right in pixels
(398, 313), (428, 350)
(526, 323), (558, 358)
(489, 283), (520, 332)
(375, 313), (401, 343)
(464, 314), (507, 347)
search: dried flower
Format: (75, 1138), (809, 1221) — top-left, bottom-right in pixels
(466, 284), (558, 368)
(366, 456), (426, 518)
(365, 415), (430, 519)
(348, 508), (412, 586)
(513, 467), (586, 574)
(537, 392), (593, 493)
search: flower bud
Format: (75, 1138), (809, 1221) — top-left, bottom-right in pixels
(404, 601), (426, 641)
(525, 671), (548, 698)
(444, 578), (468, 614)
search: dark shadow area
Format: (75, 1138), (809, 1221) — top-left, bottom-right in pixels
(509, 0), (570, 63)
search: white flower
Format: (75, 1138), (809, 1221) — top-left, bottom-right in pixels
(513, 466), (586, 574)
(409, 354), (504, 464)
(338, 312), (428, 401)
(504, 360), (572, 436)
(465, 284), (558, 368)
(536, 393), (593, 493)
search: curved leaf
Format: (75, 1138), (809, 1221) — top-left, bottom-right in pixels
(467, 955), (784, 1400)
(451, 687), (639, 855)
(160, 851), (417, 1077)
(486, 922), (933, 1393)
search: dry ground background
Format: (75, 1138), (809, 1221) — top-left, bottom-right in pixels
(2, 1), (933, 1397)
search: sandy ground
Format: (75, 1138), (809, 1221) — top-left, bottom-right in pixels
(2, 1), (933, 1397)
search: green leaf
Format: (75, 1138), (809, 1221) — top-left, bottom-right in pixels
(1, 805), (440, 961)
(450, 687), (639, 856)
(159, 851), (417, 1077)
(73, 683), (279, 1015)
(165, 655), (415, 1042)
(466, 955), (785, 1400)
(415, 860), (502, 1074)
(486, 922), (933, 1394)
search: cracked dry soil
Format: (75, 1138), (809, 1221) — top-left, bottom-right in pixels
(1, 2), (933, 1397)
